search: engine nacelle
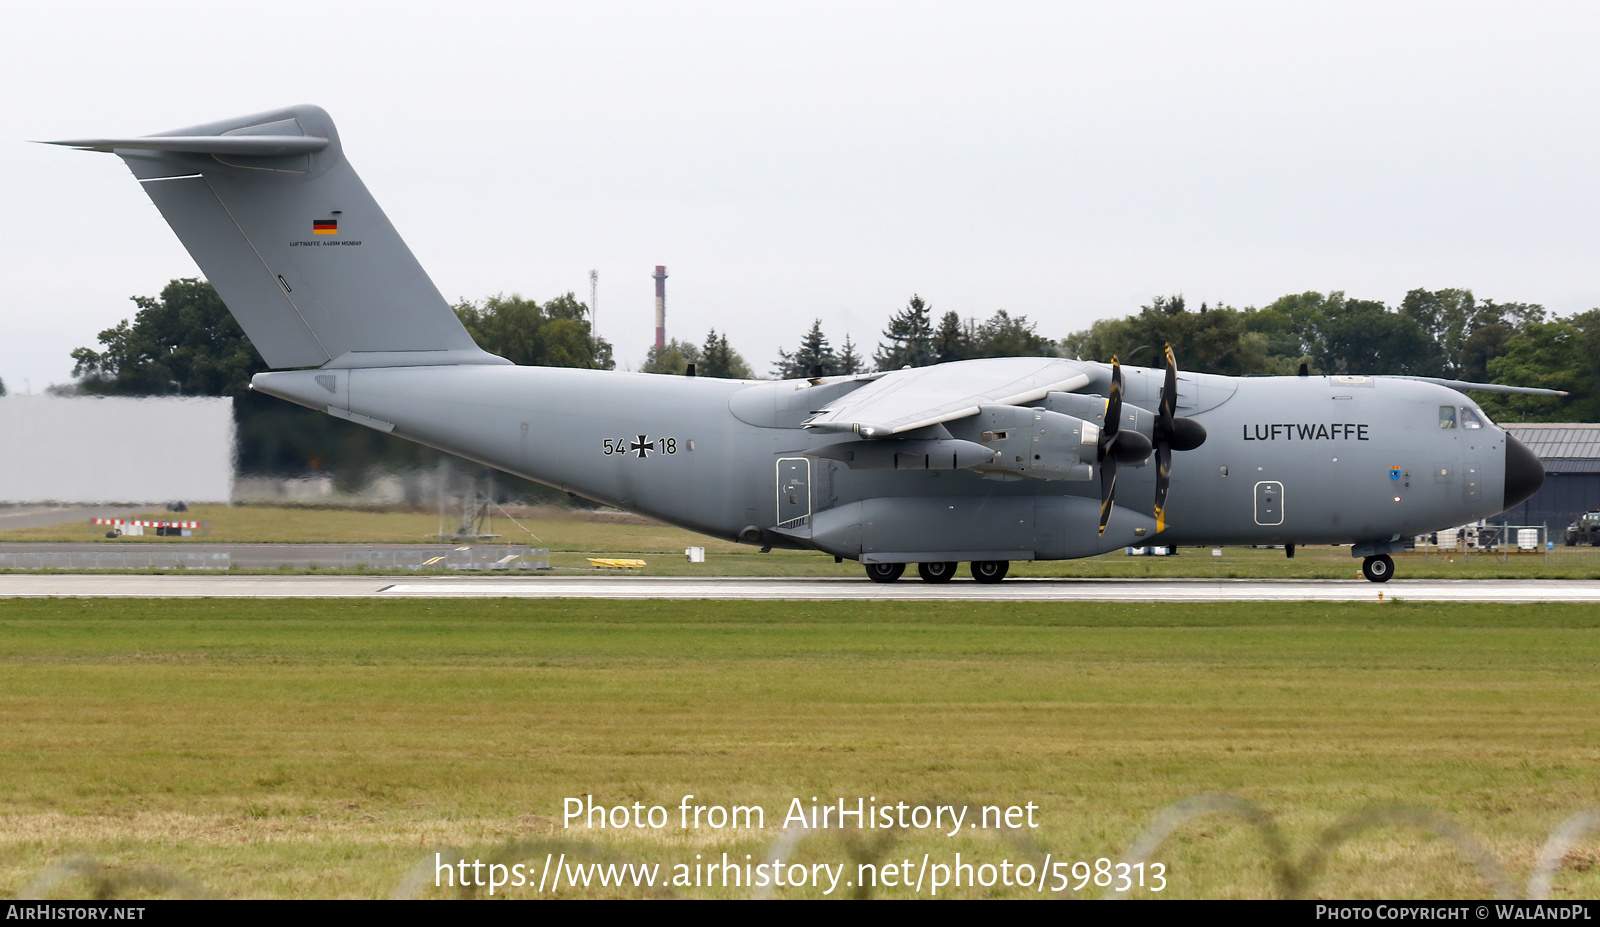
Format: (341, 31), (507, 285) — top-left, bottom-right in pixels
(965, 405), (1099, 481)
(1042, 390), (1156, 446)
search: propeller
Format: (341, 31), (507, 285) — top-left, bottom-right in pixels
(1152, 344), (1207, 534)
(1096, 357), (1153, 535)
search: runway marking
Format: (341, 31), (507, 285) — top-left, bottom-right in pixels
(0, 575), (1597, 602)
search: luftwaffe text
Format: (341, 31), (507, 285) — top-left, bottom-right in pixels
(1243, 423), (1369, 441)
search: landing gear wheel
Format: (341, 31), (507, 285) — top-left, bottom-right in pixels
(865, 562), (905, 583)
(916, 561), (958, 583)
(970, 560), (1010, 584)
(1362, 554), (1394, 583)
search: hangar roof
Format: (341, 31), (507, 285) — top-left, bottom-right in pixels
(1504, 424), (1600, 473)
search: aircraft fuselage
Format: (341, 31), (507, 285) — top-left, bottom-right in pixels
(254, 360), (1526, 563)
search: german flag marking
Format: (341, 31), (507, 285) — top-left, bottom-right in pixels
(313, 219), (338, 235)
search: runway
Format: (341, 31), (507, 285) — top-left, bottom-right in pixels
(0, 574), (1596, 602)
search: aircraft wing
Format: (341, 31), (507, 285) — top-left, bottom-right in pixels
(803, 357), (1093, 436)
(1379, 376), (1568, 397)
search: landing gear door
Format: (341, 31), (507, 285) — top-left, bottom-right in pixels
(1254, 481), (1284, 526)
(777, 458), (811, 528)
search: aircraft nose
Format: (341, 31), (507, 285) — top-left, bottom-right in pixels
(1503, 432), (1544, 508)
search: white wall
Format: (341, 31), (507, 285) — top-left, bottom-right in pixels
(0, 396), (234, 503)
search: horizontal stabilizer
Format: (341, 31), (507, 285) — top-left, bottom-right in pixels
(42, 136), (329, 156)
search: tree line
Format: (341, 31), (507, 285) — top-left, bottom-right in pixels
(59, 278), (1597, 487)
(768, 288), (1595, 420)
(1058, 290), (1595, 422)
(67, 280), (615, 495)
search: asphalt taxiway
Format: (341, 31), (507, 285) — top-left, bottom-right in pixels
(0, 574), (1595, 602)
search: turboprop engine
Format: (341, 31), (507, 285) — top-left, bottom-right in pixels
(962, 402), (1151, 481)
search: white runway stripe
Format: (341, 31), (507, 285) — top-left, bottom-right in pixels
(0, 574), (1596, 602)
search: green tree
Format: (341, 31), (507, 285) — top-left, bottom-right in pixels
(71, 279), (619, 496)
(1306, 296), (1434, 375)
(452, 292), (614, 369)
(0, 376), (7, 397)
(1063, 294), (1284, 375)
(699, 329), (753, 379)
(933, 310), (973, 363)
(972, 309), (1054, 359)
(837, 335), (865, 375)
(71, 278), (263, 395)
(876, 295), (937, 369)
(774, 319), (840, 379)
(1480, 310), (1600, 422)
(641, 338), (702, 375)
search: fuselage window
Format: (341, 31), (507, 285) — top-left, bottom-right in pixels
(1439, 406), (1457, 429)
(1460, 407), (1483, 429)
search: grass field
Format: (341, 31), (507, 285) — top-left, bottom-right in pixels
(3, 503), (1598, 579)
(3, 598), (1598, 899)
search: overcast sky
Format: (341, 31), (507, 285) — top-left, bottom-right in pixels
(3, 1), (1597, 391)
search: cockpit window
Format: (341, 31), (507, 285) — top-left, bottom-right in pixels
(1460, 407), (1483, 429)
(1439, 406), (1457, 429)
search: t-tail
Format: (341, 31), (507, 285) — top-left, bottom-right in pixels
(45, 104), (508, 371)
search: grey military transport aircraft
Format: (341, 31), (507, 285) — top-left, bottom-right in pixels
(49, 105), (1556, 584)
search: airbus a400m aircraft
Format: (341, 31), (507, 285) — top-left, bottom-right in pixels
(51, 105), (1553, 584)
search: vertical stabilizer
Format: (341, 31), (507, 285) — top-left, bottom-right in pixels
(48, 105), (507, 370)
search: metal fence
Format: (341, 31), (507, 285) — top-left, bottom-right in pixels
(1412, 524), (1600, 565)
(342, 546), (550, 571)
(0, 551), (232, 570)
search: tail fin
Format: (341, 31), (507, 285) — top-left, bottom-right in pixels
(48, 105), (506, 370)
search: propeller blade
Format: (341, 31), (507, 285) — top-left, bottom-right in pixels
(1097, 355), (1130, 535)
(1099, 356), (1123, 462)
(1159, 344), (1177, 434)
(1153, 345), (1177, 532)
(1099, 455), (1117, 536)
(1107, 356), (1123, 440)
(1154, 441), (1172, 534)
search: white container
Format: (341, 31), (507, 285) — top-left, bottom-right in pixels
(685, 547), (706, 563)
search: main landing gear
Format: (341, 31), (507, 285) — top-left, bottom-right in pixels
(1361, 554), (1394, 583)
(864, 561), (1011, 583)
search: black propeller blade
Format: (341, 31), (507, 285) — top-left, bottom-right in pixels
(1154, 345), (1178, 534)
(1097, 357), (1122, 535)
(1096, 356), (1157, 536)
(1152, 344), (1207, 534)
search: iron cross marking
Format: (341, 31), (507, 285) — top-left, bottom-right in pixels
(631, 435), (655, 459)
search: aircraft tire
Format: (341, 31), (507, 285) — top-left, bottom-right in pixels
(865, 562), (905, 583)
(970, 560), (1010, 583)
(1362, 554), (1394, 583)
(917, 561), (959, 583)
